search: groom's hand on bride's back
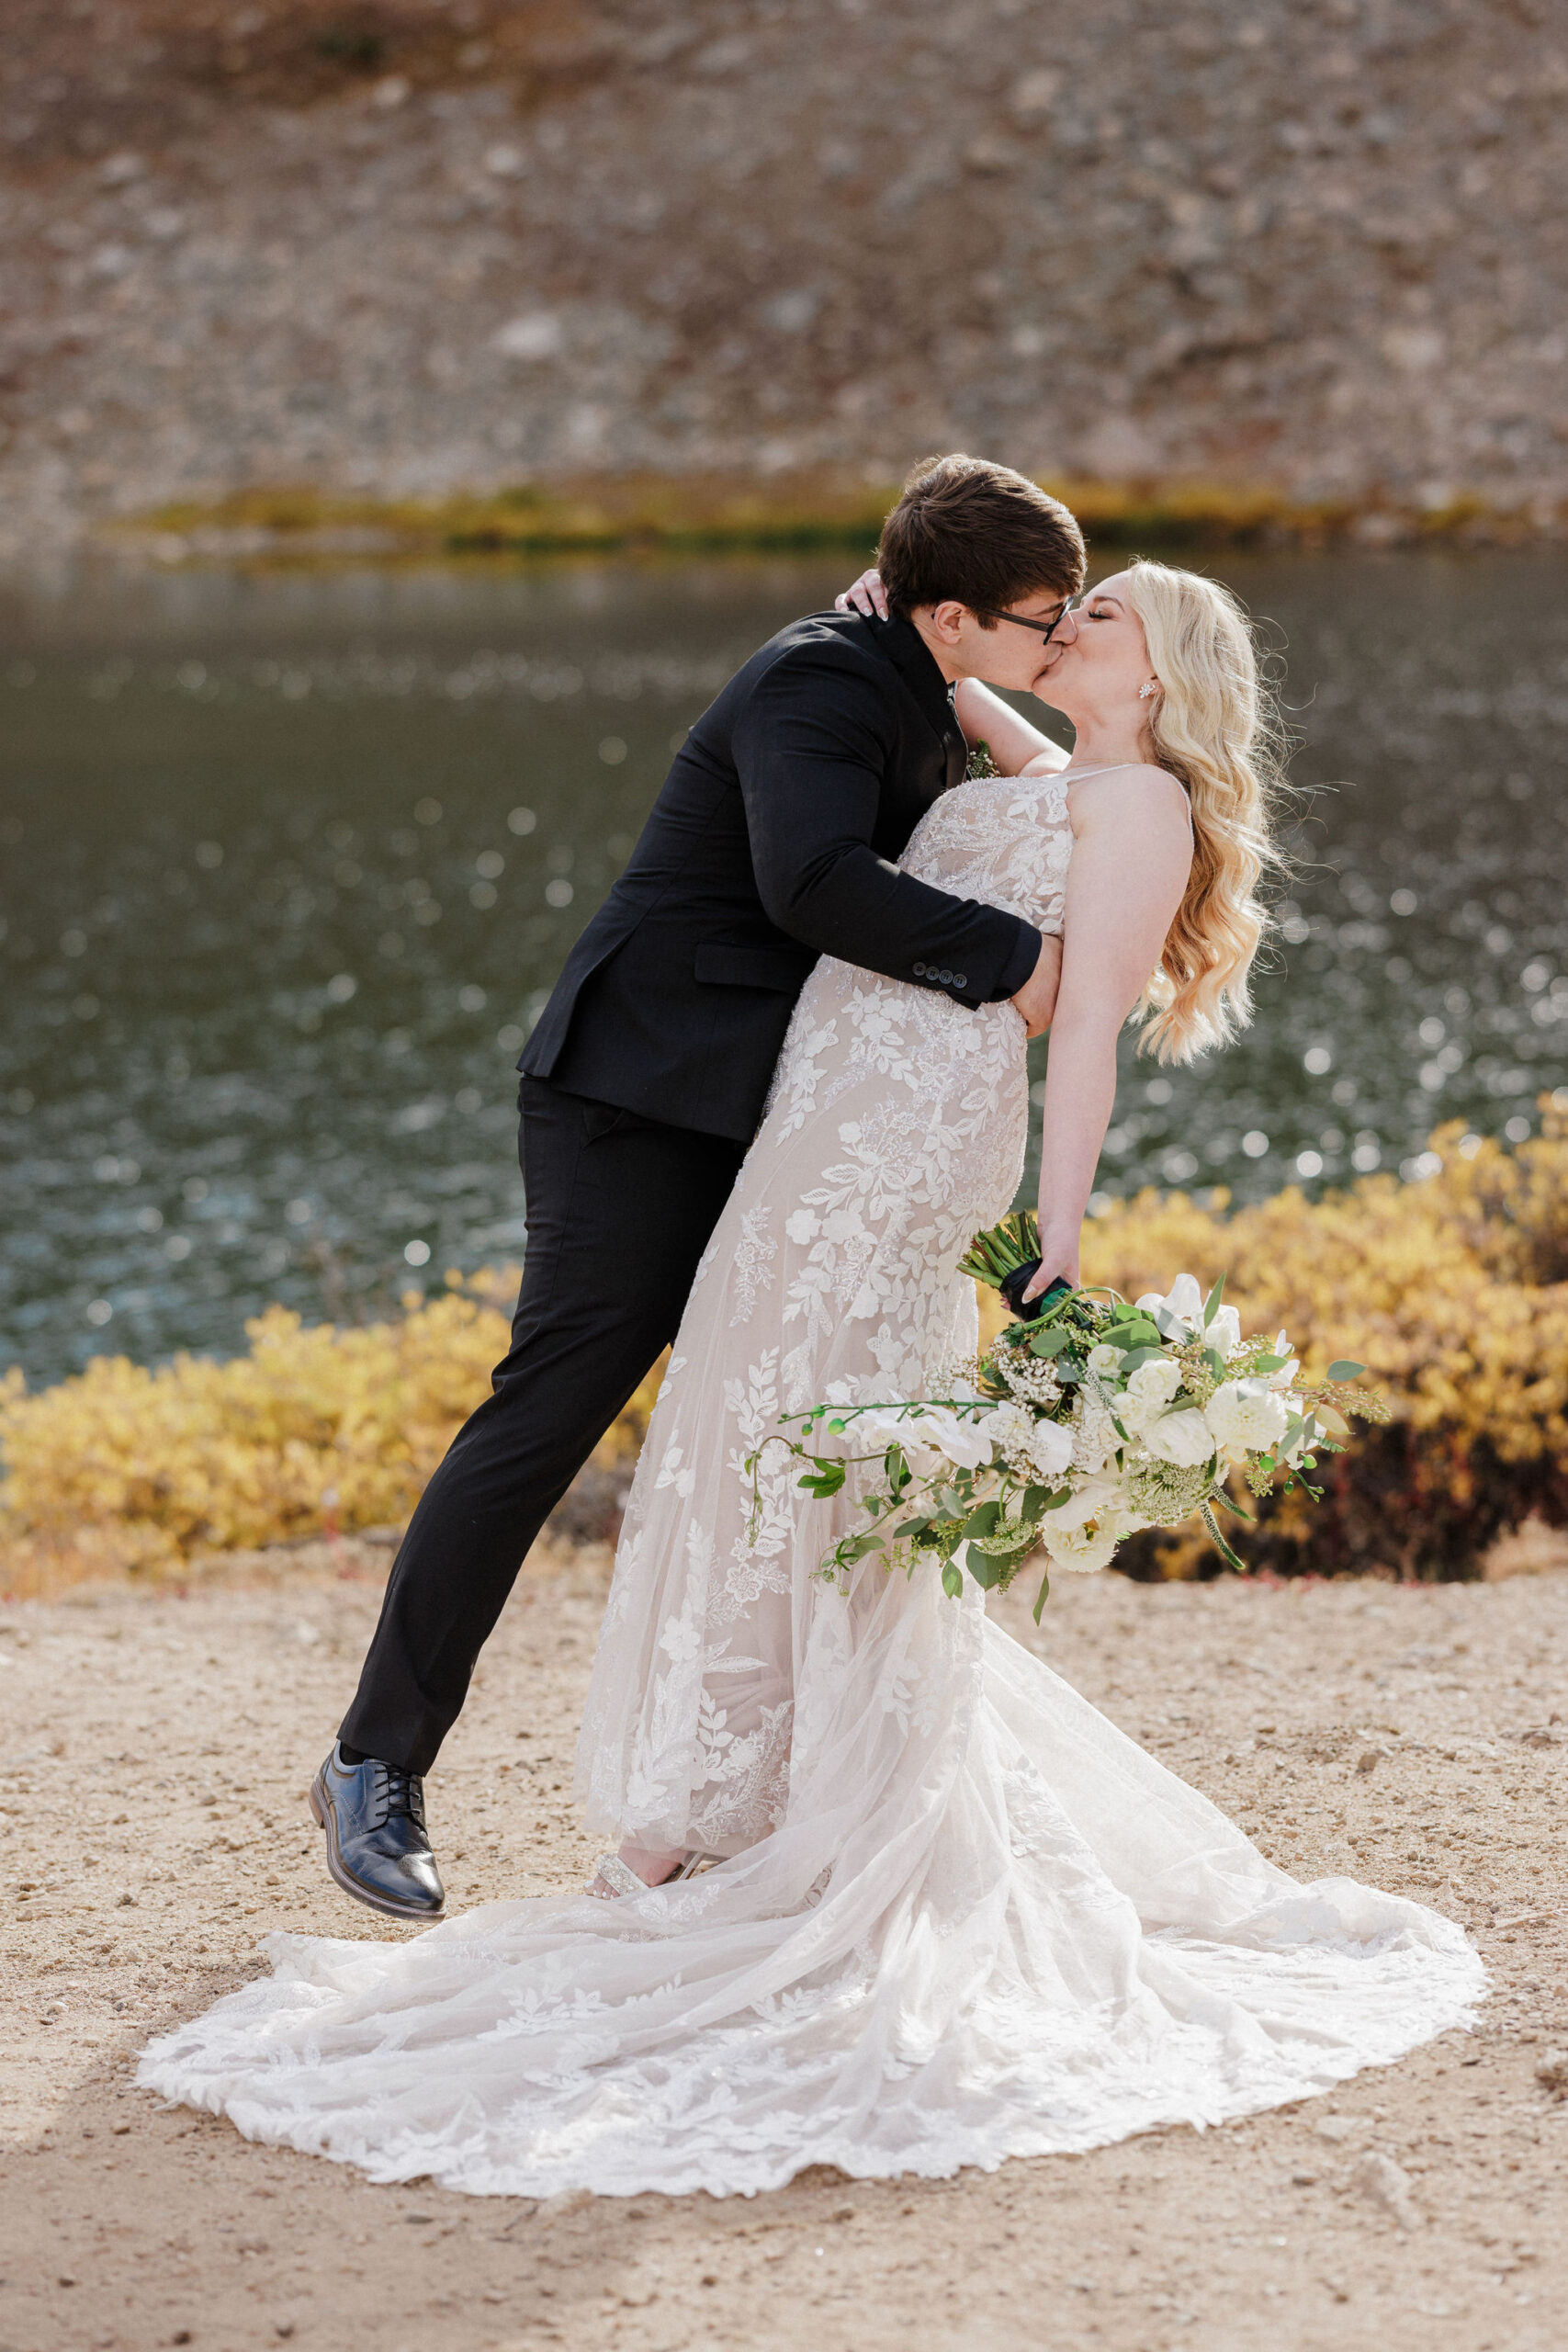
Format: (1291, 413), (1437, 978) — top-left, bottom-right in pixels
(1011, 934), (1061, 1036)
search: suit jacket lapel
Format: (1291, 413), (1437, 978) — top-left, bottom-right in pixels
(874, 616), (966, 794)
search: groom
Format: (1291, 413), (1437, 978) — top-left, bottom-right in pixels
(313, 454), (1087, 1917)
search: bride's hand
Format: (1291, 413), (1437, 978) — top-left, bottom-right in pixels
(1022, 1227), (1080, 1304)
(834, 569), (888, 620)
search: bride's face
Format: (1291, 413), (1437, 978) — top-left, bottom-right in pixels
(1032, 572), (1153, 718)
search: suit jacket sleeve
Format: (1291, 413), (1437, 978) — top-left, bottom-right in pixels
(730, 644), (1043, 1007)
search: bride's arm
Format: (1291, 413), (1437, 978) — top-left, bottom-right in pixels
(833, 568), (1069, 774)
(952, 679), (1069, 775)
(1023, 769), (1193, 1301)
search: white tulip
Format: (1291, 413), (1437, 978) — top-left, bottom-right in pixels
(1137, 1272), (1204, 1333)
(1027, 1417), (1077, 1480)
(908, 1404), (995, 1471)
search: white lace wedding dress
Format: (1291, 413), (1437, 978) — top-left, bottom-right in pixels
(139, 768), (1483, 2196)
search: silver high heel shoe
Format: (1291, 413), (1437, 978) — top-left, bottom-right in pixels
(587, 1850), (719, 1899)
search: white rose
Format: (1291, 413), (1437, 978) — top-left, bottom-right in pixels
(1119, 1355), (1183, 1432)
(1204, 1377), (1290, 1456)
(1127, 1355), (1183, 1407)
(1086, 1343), (1122, 1376)
(1141, 1407), (1216, 1468)
(1041, 1516), (1122, 1574)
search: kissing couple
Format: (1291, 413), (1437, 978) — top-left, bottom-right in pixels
(142, 457), (1481, 2197)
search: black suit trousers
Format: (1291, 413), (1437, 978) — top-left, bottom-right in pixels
(339, 1078), (747, 1775)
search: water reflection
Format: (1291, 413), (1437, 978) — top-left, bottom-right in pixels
(1, 549), (1565, 1385)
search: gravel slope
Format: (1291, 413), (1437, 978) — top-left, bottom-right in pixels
(5, 0), (1568, 549)
(1, 1549), (1565, 2351)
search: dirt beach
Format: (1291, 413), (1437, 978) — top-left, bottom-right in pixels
(1, 1548), (1565, 2352)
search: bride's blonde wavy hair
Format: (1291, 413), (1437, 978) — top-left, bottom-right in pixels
(1120, 558), (1288, 1063)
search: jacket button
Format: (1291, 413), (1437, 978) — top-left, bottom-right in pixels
(913, 961), (927, 978)
(953, 973), (967, 989)
(938, 967), (954, 985)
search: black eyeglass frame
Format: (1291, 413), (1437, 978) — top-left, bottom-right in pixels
(973, 598), (1078, 645)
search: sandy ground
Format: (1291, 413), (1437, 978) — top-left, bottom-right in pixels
(2, 1548), (1566, 2352)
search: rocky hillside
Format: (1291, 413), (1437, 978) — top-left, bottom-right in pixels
(2, 0), (1565, 551)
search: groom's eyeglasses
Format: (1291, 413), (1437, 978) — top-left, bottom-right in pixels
(974, 598), (1077, 644)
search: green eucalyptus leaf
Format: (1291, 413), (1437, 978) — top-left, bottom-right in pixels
(1326, 1359), (1365, 1381)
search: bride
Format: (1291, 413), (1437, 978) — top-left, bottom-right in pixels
(140, 557), (1482, 2197)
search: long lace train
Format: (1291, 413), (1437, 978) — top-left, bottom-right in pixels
(139, 1581), (1481, 2197)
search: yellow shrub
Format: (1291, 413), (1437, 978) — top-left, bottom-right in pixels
(1080, 1102), (1568, 1577)
(0, 1268), (664, 1586)
(6, 1104), (1568, 1591)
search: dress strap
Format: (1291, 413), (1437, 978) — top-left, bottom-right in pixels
(1055, 762), (1129, 785)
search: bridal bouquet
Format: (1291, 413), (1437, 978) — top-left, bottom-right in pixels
(750, 1212), (1387, 1622)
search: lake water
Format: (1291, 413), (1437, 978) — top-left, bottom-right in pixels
(3, 548), (1567, 1387)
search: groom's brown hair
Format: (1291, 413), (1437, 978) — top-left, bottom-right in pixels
(877, 455), (1086, 621)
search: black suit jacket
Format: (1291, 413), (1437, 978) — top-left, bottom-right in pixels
(522, 609), (1043, 1141)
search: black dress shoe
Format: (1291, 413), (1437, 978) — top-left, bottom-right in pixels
(310, 1744), (446, 1922)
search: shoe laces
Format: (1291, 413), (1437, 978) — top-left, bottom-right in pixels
(373, 1762), (426, 1830)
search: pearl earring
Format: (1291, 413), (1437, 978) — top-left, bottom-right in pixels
(1138, 682), (1159, 700)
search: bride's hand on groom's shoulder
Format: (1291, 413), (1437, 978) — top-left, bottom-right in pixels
(835, 569), (887, 619)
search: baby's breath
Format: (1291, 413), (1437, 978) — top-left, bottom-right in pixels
(991, 1339), (1064, 1408)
